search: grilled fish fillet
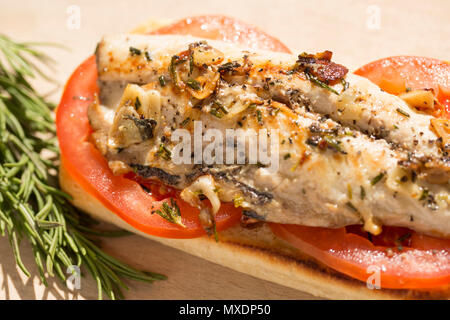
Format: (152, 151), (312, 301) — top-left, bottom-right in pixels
(90, 34), (450, 237)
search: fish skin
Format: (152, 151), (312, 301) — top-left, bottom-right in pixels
(93, 34), (450, 237)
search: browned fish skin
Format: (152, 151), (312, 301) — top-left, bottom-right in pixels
(92, 34), (450, 238)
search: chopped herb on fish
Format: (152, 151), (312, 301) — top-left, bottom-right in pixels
(209, 102), (229, 118)
(419, 188), (429, 201)
(209, 107), (224, 118)
(305, 71), (339, 95)
(186, 78), (201, 90)
(214, 101), (229, 114)
(157, 144), (172, 161)
(159, 75), (166, 87)
(169, 55), (186, 90)
(213, 221), (219, 242)
(323, 135), (347, 154)
(134, 97), (141, 110)
(218, 61), (241, 73)
(144, 51), (152, 61)
(345, 201), (358, 212)
(256, 109), (263, 124)
(396, 108), (410, 117)
(189, 51), (194, 75)
(341, 79), (349, 91)
(360, 186), (366, 200)
(371, 172), (385, 185)
(181, 117), (191, 127)
(129, 46), (141, 56)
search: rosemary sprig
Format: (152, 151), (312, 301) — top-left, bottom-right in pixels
(155, 198), (185, 228)
(0, 34), (166, 299)
(304, 71), (339, 95)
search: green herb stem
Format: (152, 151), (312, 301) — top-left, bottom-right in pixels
(0, 34), (165, 299)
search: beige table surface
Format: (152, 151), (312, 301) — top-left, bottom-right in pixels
(0, 0), (449, 300)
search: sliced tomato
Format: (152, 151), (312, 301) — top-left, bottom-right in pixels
(56, 16), (291, 238)
(270, 223), (450, 289)
(354, 56), (450, 117)
(150, 15), (291, 54)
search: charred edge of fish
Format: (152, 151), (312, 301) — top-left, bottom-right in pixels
(242, 209), (266, 221)
(186, 165), (242, 181)
(125, 115), (157, 140)
(187, 165), (273, 205)
(240, 214), (265, 229)
(129, 164), (180, 186)
(229, 177), (273, 205)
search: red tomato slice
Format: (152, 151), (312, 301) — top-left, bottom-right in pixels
(354, 56), (450, 117)
(270, 223), (450, 289)
(150, 15), (291, 54)
(56, 15), (291, 238)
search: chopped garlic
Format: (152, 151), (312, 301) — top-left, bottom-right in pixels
(430, 118), (450, 147)
(399, 89), (435, 112)
(363, 216), (382, 235)
(180, 175), (221, 215)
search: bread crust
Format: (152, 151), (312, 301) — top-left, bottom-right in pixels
(59, 163), (450, 300)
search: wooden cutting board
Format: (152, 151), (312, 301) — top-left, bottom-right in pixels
(0, 0), (448, 299)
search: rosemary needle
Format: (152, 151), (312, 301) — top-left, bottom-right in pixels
(0, 34), (166, 299)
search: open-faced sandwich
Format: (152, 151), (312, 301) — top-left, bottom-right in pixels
(56, 15), (450, 299)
